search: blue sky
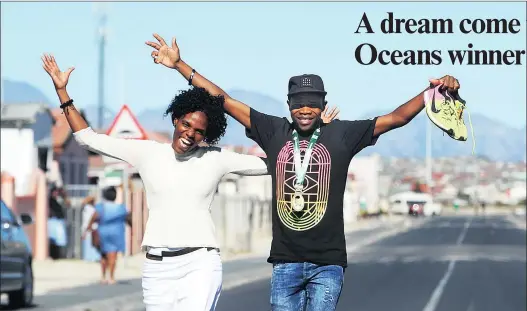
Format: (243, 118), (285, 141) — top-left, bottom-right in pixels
(1, 2), (526, 128)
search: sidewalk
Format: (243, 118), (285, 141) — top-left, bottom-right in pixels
(28, 214), (408, 311)
(441, 205), (520, 216)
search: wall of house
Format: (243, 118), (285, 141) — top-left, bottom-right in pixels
(348, 155), (381, 214)
(1, 128), (36, 195)
(32, 111), (54, 173)
(31, 110), (54, 145)
(58, 137), (89, 185)
(1, 170), (49, 260)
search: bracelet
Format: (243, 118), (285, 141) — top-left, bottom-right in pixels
(60, 99), (74, 109)
(188, 69), (196, 86)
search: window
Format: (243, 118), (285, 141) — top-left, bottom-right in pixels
(89, 176), (99, 185)
(38, 147), (49, 172)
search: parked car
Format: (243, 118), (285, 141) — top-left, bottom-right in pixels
(0, 200), (34, 308)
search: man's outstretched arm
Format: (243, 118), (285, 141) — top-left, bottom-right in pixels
(146, 34), (252, 129)
(173, 59), (252, 129)
(373, 75), (460, 137)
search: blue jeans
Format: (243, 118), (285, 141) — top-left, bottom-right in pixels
(270, 262), (344, 311)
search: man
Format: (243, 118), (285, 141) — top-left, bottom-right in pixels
(146, 33), (462, 311)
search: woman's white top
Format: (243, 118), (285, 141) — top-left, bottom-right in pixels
(73, 127), (268, 249)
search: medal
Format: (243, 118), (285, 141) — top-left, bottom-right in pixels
(292, 191), (305, 212)
(290, 128), (321, 212)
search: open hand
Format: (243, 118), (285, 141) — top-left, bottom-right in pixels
(41, 54), (75, 90)
(146, 33), (180, 69)
(321, 105), (340, 124)
(429, 75), (460, 94)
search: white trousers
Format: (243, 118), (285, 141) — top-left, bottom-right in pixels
(142, 247), (223, 311)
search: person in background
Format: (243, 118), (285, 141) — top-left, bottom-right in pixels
(82, 186), (129, 285)
(81, 195), (101, 262)
(48, 184), (68, 259)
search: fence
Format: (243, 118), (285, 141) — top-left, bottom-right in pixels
(63, 184), (98, 259)
(63, 184), (272, 259)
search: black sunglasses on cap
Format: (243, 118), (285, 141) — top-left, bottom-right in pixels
(288, 93), (325, 110)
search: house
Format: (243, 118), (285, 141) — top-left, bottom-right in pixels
(1, 103), (55, 195)
(51, 108), (90, 186)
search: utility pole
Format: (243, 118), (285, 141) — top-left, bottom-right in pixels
(1, 76), (4, 103)
(426, 113), (432, 196)
(95, 5), (107, 130)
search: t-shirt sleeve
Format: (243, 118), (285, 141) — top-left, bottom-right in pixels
(341, 117), (378, 155)
(245, 108), (289, 151)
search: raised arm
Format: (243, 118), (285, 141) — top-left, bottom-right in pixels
(218, 148), (269, 176)
(41, 54), (146, 166)
(373, 75), (460, 137)
(146, 34), (341, 130)
(41, 54), (88, 132)
(145, 34), (252, 129)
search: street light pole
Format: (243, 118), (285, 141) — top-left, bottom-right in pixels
(426, 114), (432, 197)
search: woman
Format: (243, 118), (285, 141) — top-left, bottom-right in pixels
(47, 184), (68, 259)
(41, 54), (338, 311)
(82, 186), (128, 285)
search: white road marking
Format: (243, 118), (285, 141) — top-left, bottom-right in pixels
(423, 217), (472, 311)
(456, 218), (471, 245)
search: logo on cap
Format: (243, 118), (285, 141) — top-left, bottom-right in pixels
(301, 77), (312, 87)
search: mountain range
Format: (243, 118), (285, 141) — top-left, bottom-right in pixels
(2, 78), (526, 162)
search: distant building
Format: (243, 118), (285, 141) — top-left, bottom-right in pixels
(1, 103), (55, 195)
(51, 108), (90, 186)
(348, 154), (382, 215)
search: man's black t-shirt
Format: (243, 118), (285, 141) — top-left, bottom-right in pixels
(246, 108), (378, 267)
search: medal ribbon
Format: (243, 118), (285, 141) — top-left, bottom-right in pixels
(292, 128), (320, 189)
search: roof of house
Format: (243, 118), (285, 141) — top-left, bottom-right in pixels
(1, 103), (55, 126)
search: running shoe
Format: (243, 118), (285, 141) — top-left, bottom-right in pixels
(424, 85), (475, 154)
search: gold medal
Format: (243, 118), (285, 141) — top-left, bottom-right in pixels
(292, 191), (305, 212)
(291, 128), (320, 213)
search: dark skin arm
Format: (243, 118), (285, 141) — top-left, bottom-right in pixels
(145, 34), (340, 129)
(145, 34), (252, 128)
(373, 75), (460, 137)
(175, 59), (251, 129)
(41, 54), (89, 132)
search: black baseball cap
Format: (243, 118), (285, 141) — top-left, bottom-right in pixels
(287, 74), (327, 97)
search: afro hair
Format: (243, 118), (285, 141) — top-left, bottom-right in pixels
(164, 87), (228, 145)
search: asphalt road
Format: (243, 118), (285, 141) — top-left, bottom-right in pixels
(215, 215), (526, 311)
(3, 214), (524, 311)
(0, 218), (401, 311)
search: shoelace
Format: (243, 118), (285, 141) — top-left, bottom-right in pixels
(446, 90), (476, 155)
(461, 104), (476, 155)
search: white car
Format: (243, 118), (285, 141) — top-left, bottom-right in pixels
(389, 191), (442, 217)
